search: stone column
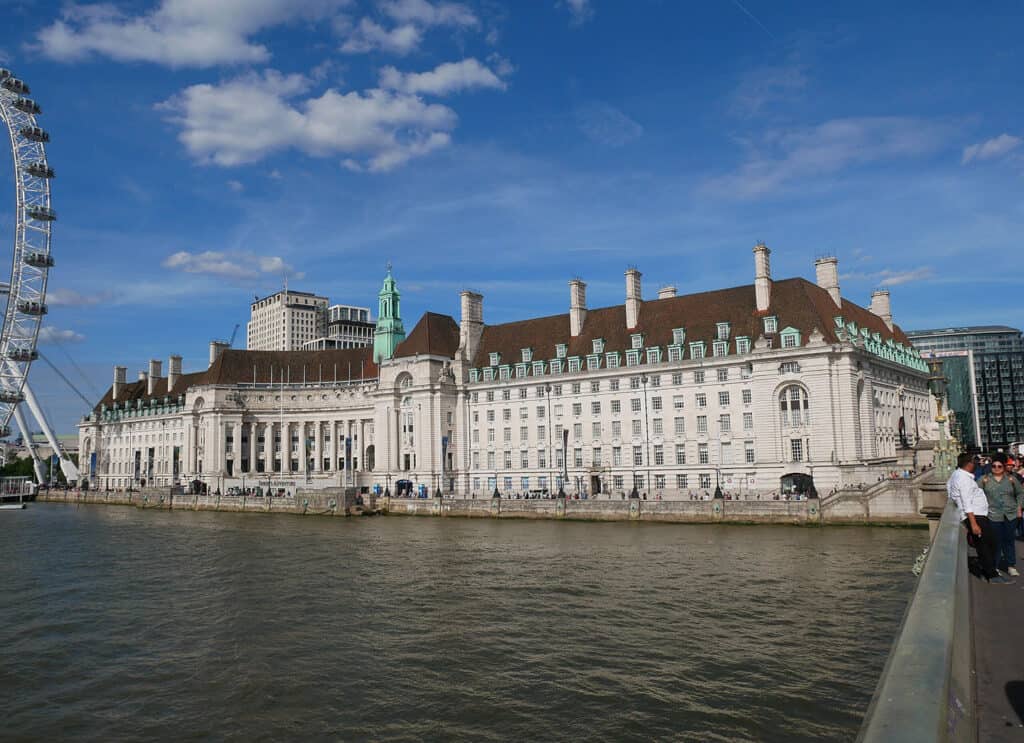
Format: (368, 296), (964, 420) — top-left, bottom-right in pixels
(262, 423), (272, 474)
(329, 421), (337, 472)
(249, 422), (258, 473)
(314, 420), (323, 473)
(359, 419), (366, 472)
(282, 420), (291, 474)
(233, 420), (242, 476)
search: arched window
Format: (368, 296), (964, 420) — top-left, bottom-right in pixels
(401, 395), (415, 447)
(779, 385), (809, 426)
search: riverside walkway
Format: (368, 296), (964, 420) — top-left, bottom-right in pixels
(973, 539), (1024, 740)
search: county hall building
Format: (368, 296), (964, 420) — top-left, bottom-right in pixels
(78, 245), (932, 498)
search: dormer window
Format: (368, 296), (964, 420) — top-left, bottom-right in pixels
(626, 349), (641, 366)
(489, 352), (501, 366)
(499, 366), (511, 381)
(469, 369), (480, 383)
(556, 344), (567, 359)
(716, 322), (731, 341)
(646, 347), (662, 364)
(713, 341), (728, 357)
(763, 316), (778, 334)
(515, 362), (528, 378)
(736, 337), (751, 354)
(521, 348), (533, 363)
(672, 328), (686, 345)
(532, 360), (546, 376)
(631, 334), (644, 350)
(587, 354), (601, 371)
(780, 327), (802, 349)
(606, 352), (620, 369)
(550, 358), (564, 374)
(483, 368), (495, 381)
(592, 338), (605, 354)
(689, 341), (706, 359)
(568, 357), (582, 373)
(668, 345), (682, 362)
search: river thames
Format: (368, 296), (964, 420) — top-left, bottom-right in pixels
(0, 504), (924, 741)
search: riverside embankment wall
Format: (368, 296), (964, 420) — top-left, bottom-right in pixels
(38, 487), (928, 525)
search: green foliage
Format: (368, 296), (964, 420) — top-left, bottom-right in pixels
(1, 456), (35, 478)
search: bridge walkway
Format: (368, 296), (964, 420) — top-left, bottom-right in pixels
(972, 538), (1024, 740)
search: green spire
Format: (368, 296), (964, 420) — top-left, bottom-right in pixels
(373, 262), (405, 363)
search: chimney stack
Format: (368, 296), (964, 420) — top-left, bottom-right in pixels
(147, 359), (162, 396)
(209, 340), (229, 368)
(754, 242), (772, 312)
(569, 279), (587, 337)
(138, 370), (148, 382)
(870, 290), (893, 330)
(167, 355), (182, 392)
(458, 290), (484, 363)
(657, 286), (677, 300)
(625, 268), (642, 329)
(112, 366), (126, 401)
(814, 256), (841, 307)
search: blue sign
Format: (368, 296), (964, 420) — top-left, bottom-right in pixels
(89, 452), (97, 477)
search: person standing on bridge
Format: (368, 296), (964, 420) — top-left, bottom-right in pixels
(948, 452), (1008, 584)
(979, 453), (1023, 577)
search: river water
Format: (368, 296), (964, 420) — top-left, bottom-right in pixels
(0, 504), (924, 742)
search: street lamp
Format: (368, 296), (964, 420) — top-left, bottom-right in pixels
(545, 384), (554, 493)
(713, 466), (723, 499)
(898, 384), (908, 449)
(927, 356), (957, 481)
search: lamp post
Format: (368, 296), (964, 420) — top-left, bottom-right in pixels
(927, 357), (957, 481)
(713, 465), (723, 499)
(898, 384), (908, 449)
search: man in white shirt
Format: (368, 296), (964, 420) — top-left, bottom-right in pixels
(948, 452), (1008, 583)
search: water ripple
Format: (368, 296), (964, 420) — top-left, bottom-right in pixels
(0, 505), (923, 742)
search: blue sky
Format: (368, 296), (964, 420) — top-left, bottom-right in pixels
(1, 0), (1022, 434)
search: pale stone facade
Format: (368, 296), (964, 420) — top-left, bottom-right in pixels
(80, 246), (931, 498)
(247, 290), (329, 351)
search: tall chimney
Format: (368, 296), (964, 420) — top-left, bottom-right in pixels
(870, 290), (893, 330)
(209, 340), (229, 368)
(569, 279), (587, 337)
(814, 256), (841, 307)
(458, 291), (484, 363)
(138, 370), (148, 382)
(754, 242), (772, 312)
(167, 355), (182, 392)
(147, 359), (162, 395)
(657, 286), (677, 299)
(112, 366), (126, 401)
(625, 268), (642, 329)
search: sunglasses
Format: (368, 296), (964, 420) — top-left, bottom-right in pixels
(992, 464), (1005, 469)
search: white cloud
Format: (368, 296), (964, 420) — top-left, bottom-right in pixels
(162, 250), (303, 280)
(159, 69), (458, 171)
(37, 0), (350, 67)
(732, 63), (808, 116)
(379, 58), (506, 96)
(47, 288), (111, 306)
(840, 267), (935, 287)
(341, 18), (422, 55)
(575, 102), (643, 146)
(38, 326), (86, 343)
(227, 179), (244, 192)
(380, 0), (478, 28)
(961, 133), (1022, 164)
(705, 117), (952, 199)
(562, 0), (593, 24)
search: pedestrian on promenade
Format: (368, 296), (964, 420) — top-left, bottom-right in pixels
(949, 452), (1009, 583)
(979, 453), (1023, 576)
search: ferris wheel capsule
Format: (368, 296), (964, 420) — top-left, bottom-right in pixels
(1, 77), (29, 95)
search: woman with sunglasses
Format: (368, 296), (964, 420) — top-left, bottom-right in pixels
(980, 453), (1024, 576)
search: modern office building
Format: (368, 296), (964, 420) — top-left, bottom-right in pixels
(247, 290), (329, 351)
(906, 326), (1024, 451)
(303, 304), (375, 350)
(81, 246), (932, 497)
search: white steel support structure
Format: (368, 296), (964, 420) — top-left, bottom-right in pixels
(0, 68), (77, 483)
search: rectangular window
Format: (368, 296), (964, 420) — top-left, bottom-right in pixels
(633, 446), (643, 466)
(538, 424), (546, 440)
(674, 417), (685, 435)
(521, 348), (532, 363)
(487, 452), (495, 469)
(697, 415), (708, 434)
(673, 395), (684, 411)
(742, 389), (752, 404)
(696, 393), (707, 408)
(520, 450), (529, 468)
(764, 316), (778, 334)
(521, 475), (531, 490)
(483, 368), (494, 381)
(631, 398), (642, 413)
(592, 339), (605, 354)
(613, 475), (624, 490)
(590, 381), (600, 393)
(653, 418), (663, 435)
(782, 334), (798, 348)
(592, 422), (601, 438)
(646, 348), (661, 364)
(591, 401), (601, 415)
(568, 357), (581, 373)
(592, 447), (602, 466)
(574, 448), (583, 468)
(745, 442), (755, 463)
(689, 342), (705, 359)
(587, 355), (600, 371)
(612, 421), (622, 438)
(717, 322), (730, 341)
(610, 379), (620, 391)
(504, 428), (512, 443)
(694, 370), (705, 384)
(717, 368), (729, 382)
(655, 474), (666, 489)
(613, 447), (623, 466)
(611, 400), (621, 414)
(520, 407), (529, 419)
(791, 439), (804, 462)
(488, 429), (495, 443)
(720, 414), (731, 433)
(537, 406), (545, 419)
(654, 445), (664, 465)
(672, 328), (686, 345)
(533, 361), (545, 376)
(676, 474), (688, 489)
(631, 334), (643, 349)
(743, 412), (753, 430)
(698, 443), (709, 464)
(503, 408), (511, 421)
(736, 337), (751, 354)
(699, 473), (711, 489)
(556, 344), (567, 358)
(550, 359), (563, 374)
(632, 420), (642, 436)
(572, 403), (582, 416)
(554, 405), (563, 417)
(668, 346), (682, 362)
(606, 353), (620, 369)
(672, 372), (683, 385)
(713, 341), (728, 357)
(554, 385), (562, 396)
(630, 376), (641, 389)
(486, 410), (495, 423)
(626, 350), (640, 366)
(520, 426), (529, 441)
(538, 449), (547, 468)
(489, 352), (500, 366)
(650, 375), (660, 387)
(652, 396), (663, 412)
(675, 444), (686, 465)
(719, 391), (730, 406)
(573, 423), (582, 439)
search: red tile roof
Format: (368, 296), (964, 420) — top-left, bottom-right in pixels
(393, 312), (460, 358)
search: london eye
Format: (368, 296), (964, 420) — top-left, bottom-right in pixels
(0, 67), (78, 484)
